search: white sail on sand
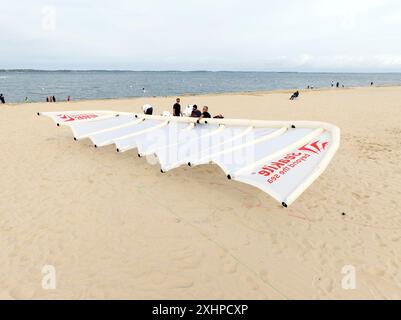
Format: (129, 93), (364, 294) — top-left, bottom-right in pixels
(38, 110), (340, 207)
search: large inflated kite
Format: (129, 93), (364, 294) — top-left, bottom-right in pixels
(38, 110), (340, 207)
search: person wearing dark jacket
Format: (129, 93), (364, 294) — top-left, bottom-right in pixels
(290, 91), (299, 100)
(0, 94), (5, 104)
(199, 106), (211, 120)
(191, 105), (202, 117)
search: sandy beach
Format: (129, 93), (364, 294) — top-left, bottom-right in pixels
(1, 85), (401, 300)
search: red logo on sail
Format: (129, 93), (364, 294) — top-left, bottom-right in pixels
(257, 140), (329, 183)
(299, 140), (328, 154)
(57, 114), (99, 122)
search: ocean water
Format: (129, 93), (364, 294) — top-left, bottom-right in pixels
(1, 70), (401, 103)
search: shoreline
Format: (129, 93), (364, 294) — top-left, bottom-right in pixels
(4, 84), (401, 106)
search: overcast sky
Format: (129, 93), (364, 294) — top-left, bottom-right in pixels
(1, 0), (401, 71)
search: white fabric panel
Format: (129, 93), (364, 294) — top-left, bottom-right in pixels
(88, 119), (160, 147)
(129, 122), (189, 154)
(156, 124), (220, 170)
(41, 111), (114, 125)
(212, 128), (314, 174)
(182, 127), (247, 164)
(235, 131), (332, 203)
(70, 115), (135, 138)
(114, 122), (184, 152)
(192, 127), (276, 165)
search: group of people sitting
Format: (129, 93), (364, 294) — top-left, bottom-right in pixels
(142, 98), (224, 119)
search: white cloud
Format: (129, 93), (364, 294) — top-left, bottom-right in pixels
(1, 0), (401, 71)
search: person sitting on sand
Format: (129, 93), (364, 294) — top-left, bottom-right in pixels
(191, 105), (202, 117)
(142, 104), (153, 115)
(199, 106), (211, 120)
(290, 91), (299, 100)
(0, 94), (5, 104)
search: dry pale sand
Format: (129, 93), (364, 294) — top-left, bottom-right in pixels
(1, 86), (401, 300)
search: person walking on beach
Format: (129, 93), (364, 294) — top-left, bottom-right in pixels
(0, 94), (5, 104)
(53, 95), (56, 103)
(336, 82), (340, 88)
(173, 98), (181, 116)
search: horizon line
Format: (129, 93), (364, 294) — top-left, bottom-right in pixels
(2, 69), (401, 74)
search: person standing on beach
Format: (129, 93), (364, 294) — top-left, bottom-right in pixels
(67, 96), (71, 102)
(173, 98), (181, 116)
(53, 96), (56, 103)
(336, 82), (340, 88)
(0, 94), (5, 104)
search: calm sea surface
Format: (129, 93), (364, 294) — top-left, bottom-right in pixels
(1, 70), (401, 103)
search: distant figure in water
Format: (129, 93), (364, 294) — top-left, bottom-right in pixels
(290, 91), (299, 100)
(142, 104), (153, 115)
(0, 94), (5, 104)
(142, 88), (146, 96)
